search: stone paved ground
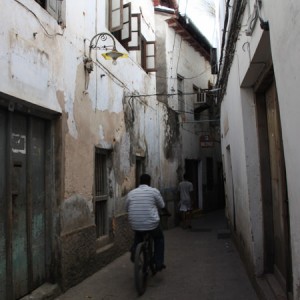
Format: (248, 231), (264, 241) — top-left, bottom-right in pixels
(55, 210), (259, 300)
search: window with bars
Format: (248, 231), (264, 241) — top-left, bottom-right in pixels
(94, 149), (108, 238)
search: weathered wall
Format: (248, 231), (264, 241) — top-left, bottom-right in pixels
(0, 0), (183, 294)
(219, 0), (300, 297)
(59, 195), (132, 290)
(59, 195), (96, 290)
(264, 3), (300, 296)
(155, 10), (221, 213)
(222, 67), (264, 271)
(155, 11), (215, 161)
(0, 0), (63, 112)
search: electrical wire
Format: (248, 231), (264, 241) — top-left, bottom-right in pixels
(217, 0), (247, 100)
(95, 58), (128, 90)
(14, 0), (65, 38)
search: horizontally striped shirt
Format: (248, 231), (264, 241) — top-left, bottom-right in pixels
(126, 184), (165, 231)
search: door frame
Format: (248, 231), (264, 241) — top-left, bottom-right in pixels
(0, 94), (60, 299)
(185, 159), (199, 209)
(255, 71), (293, 296)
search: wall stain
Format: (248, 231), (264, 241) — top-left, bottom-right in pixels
(163, 106), (180, 160)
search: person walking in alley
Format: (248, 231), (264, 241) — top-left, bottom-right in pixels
(178, 173), (194, 229)
(126, 173), (166, 271)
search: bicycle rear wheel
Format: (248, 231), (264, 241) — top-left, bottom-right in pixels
(134, 242), (147, 295)
(148, 238), (156, 275)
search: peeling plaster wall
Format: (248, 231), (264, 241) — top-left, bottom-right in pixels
(0, 0), (63, 112)
(174, 41), (214, 164)
(0, 0), (177, 235)
(0, 0), (190, 292)
(0, 0), (183, 207)
(154, 10), (223, 217)
(155, 12), (216, 169)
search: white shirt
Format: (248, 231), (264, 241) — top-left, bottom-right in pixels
(126, 184), (165, 231)
(178, 180), (193, 203)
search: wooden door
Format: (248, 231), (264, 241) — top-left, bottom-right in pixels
(11, 113), (29, 298)
(266, 82), (291, 290)
(0, 108), (51, 299)
(0, 109), (8, 299)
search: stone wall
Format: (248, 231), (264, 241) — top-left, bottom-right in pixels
(60, 225), (96, 290)
(59, 195), (133, 291)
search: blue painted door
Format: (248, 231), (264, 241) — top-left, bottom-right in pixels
(0, 108), (50, 299)
(0, 109), (7, 299)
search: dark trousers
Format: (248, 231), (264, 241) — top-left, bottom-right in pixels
(132, 225), (165, 268)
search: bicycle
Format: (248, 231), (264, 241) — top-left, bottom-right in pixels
(134, 232), (156, 296)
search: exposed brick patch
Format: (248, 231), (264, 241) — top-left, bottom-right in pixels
(59, 214), (133, 291)
(60, 225), (96, 290)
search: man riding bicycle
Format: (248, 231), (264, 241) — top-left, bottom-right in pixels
(126, 174), (167, 272)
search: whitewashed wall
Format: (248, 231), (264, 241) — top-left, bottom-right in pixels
(265, 1), (300, 296)
(220, 0), (300, 296)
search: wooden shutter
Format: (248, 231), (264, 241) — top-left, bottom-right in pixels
(128, 14), (141, 50)
(145, 41), (156, 72)
(109, 0), (123, 32)
(121, 3), (131, 43)
(46, 0), (61, 20)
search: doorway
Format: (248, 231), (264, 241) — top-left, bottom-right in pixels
(0, 107), (53, 299)
(135, 156), (145, 187)
(256, 81), (292, 296)
(225, 146), (236, 231)
(185, 159), (199, 209)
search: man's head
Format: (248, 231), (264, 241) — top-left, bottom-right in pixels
(140, 174), (151, 186)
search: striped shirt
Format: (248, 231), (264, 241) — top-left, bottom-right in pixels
(126, 184), (165, 231)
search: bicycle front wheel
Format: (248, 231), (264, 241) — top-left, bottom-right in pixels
(134, 242), (147, 296)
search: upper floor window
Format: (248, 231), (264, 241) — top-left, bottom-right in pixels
(141, 37), (156, 73)
(108, 0), (156, 72)
(35, 0), (63, 24)
(159, 0), (178, 9)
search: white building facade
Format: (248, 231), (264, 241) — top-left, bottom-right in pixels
(217, 0), (300, 298)
(155, 2), (223, 212)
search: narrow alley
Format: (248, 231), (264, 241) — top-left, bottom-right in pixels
(54, 210), (258, 300)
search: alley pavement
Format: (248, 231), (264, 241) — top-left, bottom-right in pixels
(55, 210), (259, 300)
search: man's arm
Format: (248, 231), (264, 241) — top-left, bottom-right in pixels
(153, 188), (165, 209)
